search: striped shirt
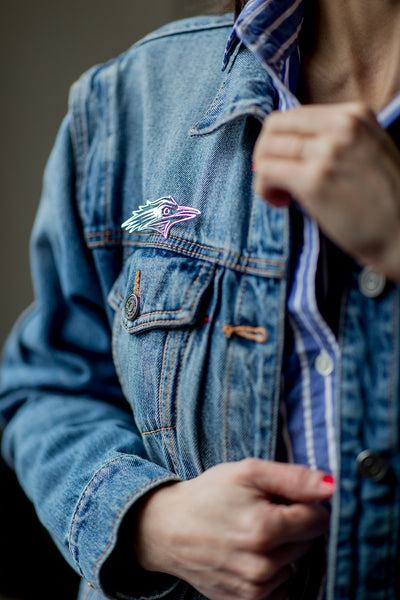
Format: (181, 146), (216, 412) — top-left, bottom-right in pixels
(223, 0), (400, 477)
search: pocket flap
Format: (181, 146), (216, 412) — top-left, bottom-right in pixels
(108, 249), (215, 333)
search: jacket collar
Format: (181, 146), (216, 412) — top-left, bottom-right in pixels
(189, 41), (277, 137)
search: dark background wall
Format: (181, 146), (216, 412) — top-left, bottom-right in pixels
(0, 0), (210, 346)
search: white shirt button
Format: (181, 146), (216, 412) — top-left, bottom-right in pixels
(358, 267), (386, 298)
(315, 350), (334, 377)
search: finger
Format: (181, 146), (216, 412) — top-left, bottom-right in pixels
(265, 540), (315, 572)
(249, 502), (329, 550)
(253, 157), (317, 205)
(236, 541), (311, 583)
(260, 502), (330, 549)
(264, 102), (376, 136)
(255, 133), (312, 161)
(259, 188), (293, 208)
(237, 564), (293, 600)
(237, 458), (335, 502)
(254, 131), (340, 165)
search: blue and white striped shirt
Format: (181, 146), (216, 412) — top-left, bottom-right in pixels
(223, 0), (400, 477)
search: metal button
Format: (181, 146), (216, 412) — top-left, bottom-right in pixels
(358, 267), (386, 298)
(315, 350), (334, 377)
(124, 293), (139, 321)
(356, 450), (389, 482)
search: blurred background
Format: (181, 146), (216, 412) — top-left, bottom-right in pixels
(0, 2), (224, 598)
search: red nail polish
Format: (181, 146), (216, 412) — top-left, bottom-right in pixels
(321, 474), (336, 487)
(251, 162), (256, 171)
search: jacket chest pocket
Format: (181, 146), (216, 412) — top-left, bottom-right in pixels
(108, 247), (216, 436)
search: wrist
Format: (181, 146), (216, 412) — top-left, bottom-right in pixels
(132, 482), (183, 574)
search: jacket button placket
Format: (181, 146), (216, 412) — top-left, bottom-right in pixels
(356, 449), (390, 483)
(358, 266), (386, 298)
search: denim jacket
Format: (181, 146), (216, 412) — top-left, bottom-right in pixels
(1, 14), (400, 600)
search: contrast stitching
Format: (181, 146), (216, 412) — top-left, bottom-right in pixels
(165, 331), (182, 430)
(142, 426), (176, 435)
(122, 264), (214, 331)
(87, 241), (285, 276)
(163, 332), (184, 476)
(85, 231), (284, 267)
(134, 19), (233, 49)
(123, 316), (197, 332)
(224, 336), (238, 463)
(158, 331), (172, 430)
(108, 297), (120, 312)
(174, 331), (193, 413)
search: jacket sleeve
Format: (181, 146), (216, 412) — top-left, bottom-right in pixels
(0, 72), (181, 599)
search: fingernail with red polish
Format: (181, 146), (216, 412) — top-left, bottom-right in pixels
(321, 474), (336, 490)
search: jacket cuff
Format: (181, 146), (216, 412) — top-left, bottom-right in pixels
(69, 454), (181, 599)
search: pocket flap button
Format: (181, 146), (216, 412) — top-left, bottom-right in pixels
(125, 293), (139, 321)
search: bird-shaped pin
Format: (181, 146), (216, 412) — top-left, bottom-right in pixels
(121, 196), (201, 239)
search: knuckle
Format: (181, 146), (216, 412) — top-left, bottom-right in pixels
(242, 581), (267, 600)
(264, 110), (281, 131)
(236, 457), (261, 480)
(306, 160), (333, 196)
(249, 507), (283, 550)
(336, 103), (372, 140)
(350, 101), (375, 121)
(323, 133), (348, 162)
(240, 555), (270, 583)
(239, 508), (269, 551)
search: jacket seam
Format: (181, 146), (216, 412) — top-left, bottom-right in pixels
(133, 18), (234, 50)
(163, 330), (184, 477)
(69, 80), (88, 215)
(69, 455), (130, 568)
(142, 426), (176, 436)
(86, 232), (284, 267)
(159, 331), (174, 430)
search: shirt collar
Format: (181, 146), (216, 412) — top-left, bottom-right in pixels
(191, 0), (306, 137)
(223, 0), (304, 110)
(224, 0), (304, 72)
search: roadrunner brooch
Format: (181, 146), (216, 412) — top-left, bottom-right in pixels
(122, 196), (201, 239)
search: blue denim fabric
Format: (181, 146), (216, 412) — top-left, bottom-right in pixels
(1, 14), (400, 600)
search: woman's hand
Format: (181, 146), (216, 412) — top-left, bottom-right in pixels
(253, 102), (400, 282)
(133, 459), (334, 600)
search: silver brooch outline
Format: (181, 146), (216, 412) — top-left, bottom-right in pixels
(121, 196), (201, 239)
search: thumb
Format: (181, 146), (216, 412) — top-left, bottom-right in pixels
(239, 459), (335, 503)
